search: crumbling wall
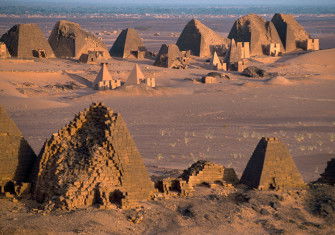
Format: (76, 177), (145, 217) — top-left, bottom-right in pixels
(154, 44), (189, 69)
(33, 103), (154, 210)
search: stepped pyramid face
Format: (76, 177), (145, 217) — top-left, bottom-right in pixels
(0, 106), (36, 186)
(271, 14), (310, 52)
(33, 103), (154, 210)
(154, 44), (184, 68)
(93, 63), (113, 87)
(176, 19), (229, 57)
(0, 24), (55, 58)
(49, 20), (111, 59)
(240, 137), (305, 190)
(210, 51), (221, 67)
(126, 64), (145, 85)
(228, 14), (284, 56)
(110, 28), (144, 58)
(318, 158), (335, 185)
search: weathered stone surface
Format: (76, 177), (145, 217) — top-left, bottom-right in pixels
(240, 137), (305, 190)
(318, 158), (335, 185)
(0, 106), (36, 189)
(154, 44), (189, 69)
(176, 19), (229, 57)
(271, 14), (310, 52)
(49, 20), (110, 59)
(33, 103), (154, 210)
(228, 14), (284, 56)
(79, 51), (107, 64)
(0, 24), (55, 58)
(110, 28), (144, 58)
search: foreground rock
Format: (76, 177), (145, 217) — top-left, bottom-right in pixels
(33, 103), (154, 210)
(49, 20), (110, 59)
(242, 66), (267, 78)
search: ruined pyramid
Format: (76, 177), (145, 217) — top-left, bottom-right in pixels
(318, 158), (335, 185)
(110, 28), (144, 58)
(176, 19), (229, 57)
(240, 137), (305, 190)
(271, 14), (310, 52)
(33, 103), (154, 210)
(126, 64), (145, 85)
(225, 39), (239, 64)
(48, 20), (110, 59)
(0, 24), (55, 58)
(154, 44), (187, 68)
(0, 106), (36, 189)
(228, 14), (284, 56)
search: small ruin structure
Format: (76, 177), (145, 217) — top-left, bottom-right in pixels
(176, 19), (229, 57)
(33, 103), (154, 210)
(318, 158), (335, 185)
(0, 106), (36, 195)
(48, 20), (110, 59)
(154, 44), (189, 69)
(93, 63), (121, 90)
(301, 39), (320, 51)
(79, 51), (108, 64)
(0, 24), (55, 58)
(110, 28), (146, 59)
(267, 43), (281, 56)
(157, 160), (238, 197)
(126, 64), (156, 88)
(228, 14), (284, 56)
(240, 137), (305, 190)
(0, 42), (10, 58)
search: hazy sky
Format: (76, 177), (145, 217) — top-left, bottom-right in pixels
(2, 0), (335, 5)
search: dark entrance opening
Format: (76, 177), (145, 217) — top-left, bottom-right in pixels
(109, 189), (124, 208)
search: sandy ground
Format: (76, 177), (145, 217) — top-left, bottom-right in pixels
(0, 16), (335, 234)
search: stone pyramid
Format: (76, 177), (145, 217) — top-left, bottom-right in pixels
(240, 137), (305, 190)
(126, 64), (145, 85)
(0, 106), (36, 188)
(176, 19), (229, 57)
(93, 63), (113, 87)
(48, 20), (110, 59)
(154, 44), (186, 68)
(0, 24), (55, 58)
(110, 28), (144, 58)
(210, 51), (221, 67)
(318, 158), (335, 185)
(33, 103), (154, 210)
(271, 14), (310, 52)
(225, 39), (239, 64)
(228, 14), (284, 56)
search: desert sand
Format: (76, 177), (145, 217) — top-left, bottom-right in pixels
(0, 15), (335, 234)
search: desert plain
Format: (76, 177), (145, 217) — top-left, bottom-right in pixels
(0, 14), (335, 234)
